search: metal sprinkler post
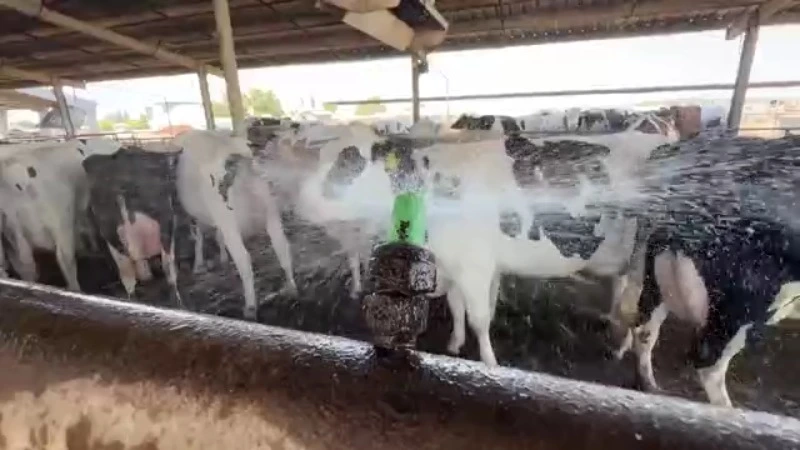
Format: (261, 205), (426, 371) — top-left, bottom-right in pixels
(362, 150), (437, 351)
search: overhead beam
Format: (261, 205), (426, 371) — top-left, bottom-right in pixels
(0, 89), (57, 110)
(0, 64), (85, 89)
(0, 0), (224, 78)
(322, 0), (448, 52)
(727, 0), (799, 40)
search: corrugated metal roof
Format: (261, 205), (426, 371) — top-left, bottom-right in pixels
(0, 0), (798, 89)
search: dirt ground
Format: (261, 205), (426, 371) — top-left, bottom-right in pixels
(24, 212), (800, 419)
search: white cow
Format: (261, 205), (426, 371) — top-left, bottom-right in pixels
(417, 113), (679, 366)
(270, 113), (676, 366)
(411, 138), (590, 365)
(516, 108), (582, 133)
(280, 123), (396, 299)
(172, 130), (297, 320)
(0, 138), (119, 290)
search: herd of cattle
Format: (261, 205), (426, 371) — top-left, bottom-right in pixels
(367, 104), (726, 138)
(0, 105), (797, 411)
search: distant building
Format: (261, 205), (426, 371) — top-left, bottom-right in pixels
(146, 101), (207, 131)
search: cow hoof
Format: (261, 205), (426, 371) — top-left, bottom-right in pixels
(243, 305), (258, 321)
(446, 341), (462, 356)
(192, 265), (206, 275)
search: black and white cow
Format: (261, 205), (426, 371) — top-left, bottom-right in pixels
(516, 108), (582, 133)
(415, 112), (680, 365)
(614, 134), (800, 407)
(275, 123), (418, 299)
(172, 130), (297, 320)
(451, 114), (520, 134)
(82, 144), (183, 305)
(0, 138), (115, 289)
(272, 114), (677, 366)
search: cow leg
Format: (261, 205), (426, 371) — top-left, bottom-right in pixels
(633, 302), (668, 392)
(457, 269), (498, 366)
(489, 272), (501, 316)
(0, 217), (8, 278)
(161, 234), (183, 308)
(348, 252), (361, 299)
(53, 227), (81, 291)
(216, 228), (229, 266)
(12, 225), (36, 283)
(445, 286), (467, 355)
(107, 243), (136, 298)
(190, 222), (205, 274)
(218, 220), (257, 319)
(264, 198), (297, 296)
(0, 241), (6, 278)
(695, 324), (751, 408)
(134, 259), (153, 281)
(201, 181), (257, 319)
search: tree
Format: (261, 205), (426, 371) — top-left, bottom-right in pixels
(354, 97), (386, 116)
(98, 119), (114, 131)
(125, 114), (150, 130)
(323, 102), (338, 114)
(103, 110), (129, 122)
(244, 88), (284, 117)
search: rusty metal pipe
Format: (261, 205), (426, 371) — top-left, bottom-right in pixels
(0, 278), (798, 449)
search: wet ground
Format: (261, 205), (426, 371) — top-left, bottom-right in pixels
(18, 209), (800, 419)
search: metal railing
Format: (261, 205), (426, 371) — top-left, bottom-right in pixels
(326, 80), (800, 105)
(0, 278), (798, 450)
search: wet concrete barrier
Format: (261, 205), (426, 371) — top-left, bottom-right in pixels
(0, 278), (798, 449)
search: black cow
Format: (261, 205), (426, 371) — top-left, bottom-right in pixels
(616, 134), (800, 407)
(82, 146), (183, 306)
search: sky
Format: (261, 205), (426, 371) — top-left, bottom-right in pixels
(59, 24), (800, 119)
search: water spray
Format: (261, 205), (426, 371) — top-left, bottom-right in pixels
(362, 149), (437, 352)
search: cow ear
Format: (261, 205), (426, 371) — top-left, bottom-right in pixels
(78, 138), (87, 145)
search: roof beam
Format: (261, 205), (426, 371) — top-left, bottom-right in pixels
(0, 64), (85, 89)
(0, 89), (57, 110)
(0, 0), (224, 78)
(727, 0), (800, 39)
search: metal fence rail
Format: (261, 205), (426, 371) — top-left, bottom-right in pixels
(327, 80), (800, 105)
(0, 279), (798, 449)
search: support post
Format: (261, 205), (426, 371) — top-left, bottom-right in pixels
(727, 13), (760, 131)
(52, 82), (75, 138)
(198, 68), (215, 131)
(411, 55), (421, 124)
(213, 0), (246, 137)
